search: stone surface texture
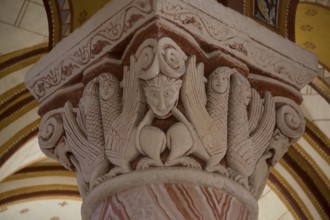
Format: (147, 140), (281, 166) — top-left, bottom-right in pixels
(91, 183), (250, 220)
(25, 0), (318, 219)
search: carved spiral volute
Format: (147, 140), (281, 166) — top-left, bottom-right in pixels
(158, 40), (187, 78)
(275, 97), (305, 141)
(136, 37), (187, 80)
(39, 110), (64, 151)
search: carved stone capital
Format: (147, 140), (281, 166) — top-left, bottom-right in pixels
(26, 0), (317, 219)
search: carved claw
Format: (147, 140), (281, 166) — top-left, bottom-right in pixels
(91, 166), (131, 188)
(205, 164), (229, 177)
(227, 168), (249, 189)
(136, 157), (164, 170)
(108, 166), (131, 178)
(165, 156), (202, 169)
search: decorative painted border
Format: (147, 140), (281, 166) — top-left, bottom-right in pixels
(0, 98), (37, 131)
(310, 76), (330, 104)
(0, 43), (48, 78)
(0, 120), (39, 167)
(0, 185), (79, 207)
(25, 0), (317, 102)
(268, 169), (313, 220)
(304, 118), (330, 164)
(3, 171), (76, 182)
(282, 149), (330, 218)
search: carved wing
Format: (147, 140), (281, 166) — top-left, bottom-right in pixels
(248, 89), (264, 134)
(105, 56), (145, 170)
(76, 103), (87, 136)
(63, 102), (91, 182)
(249, 91), (276, 161)
(228, 90), (276, 177)
(181, 55), (225, 157)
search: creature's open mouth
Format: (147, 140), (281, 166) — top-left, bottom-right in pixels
(155, 111), (172, 119)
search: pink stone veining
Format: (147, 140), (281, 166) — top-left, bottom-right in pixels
(91, 183), (250, 220)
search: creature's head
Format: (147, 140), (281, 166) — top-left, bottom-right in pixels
(268, 129), (290, 166)
(142, 74), (182, 119)
(97, 73), (120, 101)
(208, 67), (233, 94)
(54, 138), (74, 171)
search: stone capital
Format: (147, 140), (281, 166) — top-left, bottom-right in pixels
(25, 0), (318, 219)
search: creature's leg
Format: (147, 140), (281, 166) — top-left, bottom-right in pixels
(227, 167), (249, 189)
(165, 122), (201, 169)
(205, 153), (228, 176)
(136, 125), (165, 170)
(89, 158), (111, 190)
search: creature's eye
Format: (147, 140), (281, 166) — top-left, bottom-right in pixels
(151, 92), (158, 98)
(164, 90), (174, 97)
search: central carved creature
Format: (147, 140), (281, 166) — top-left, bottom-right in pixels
(132, 38), (207, 170)
(136, 72), (198, 169)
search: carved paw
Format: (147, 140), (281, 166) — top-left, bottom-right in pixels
(136, 157), (164, 170)
(165, 157), (202, 169)
(249, 186), (256, 194)
(91, 167), (130, 188)
(205, 164), (229, 177)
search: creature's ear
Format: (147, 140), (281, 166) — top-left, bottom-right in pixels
(172, 80), (182, 91)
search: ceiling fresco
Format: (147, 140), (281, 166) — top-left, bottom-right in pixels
(0, 0), (329, 219)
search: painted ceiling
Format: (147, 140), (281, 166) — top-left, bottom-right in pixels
(0, 0), (329, 219)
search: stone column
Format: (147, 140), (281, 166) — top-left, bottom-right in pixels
(25, 0), (318, 219)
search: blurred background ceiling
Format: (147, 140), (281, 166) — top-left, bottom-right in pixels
(0, 0), (329, 219)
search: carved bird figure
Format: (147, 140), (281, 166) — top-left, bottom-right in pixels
(63, 80), (110, 193)
(180, 56), (227, 175)
(104, 57), (145, 177)
(205, 67), (236, 173)
(226, 74), (276, 188)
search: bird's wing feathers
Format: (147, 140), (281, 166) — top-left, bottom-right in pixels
(105, 57), (145, 160)
(181, 56), (223, 155)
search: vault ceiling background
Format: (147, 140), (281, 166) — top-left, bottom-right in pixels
(0, 0), (329, 219)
